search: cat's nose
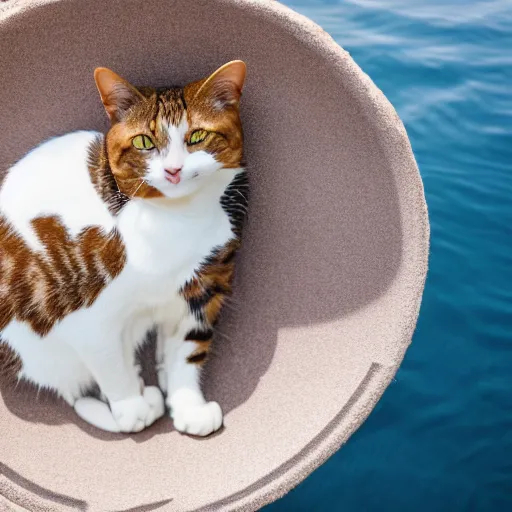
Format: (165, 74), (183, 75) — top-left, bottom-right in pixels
(165, 167), (182, 176)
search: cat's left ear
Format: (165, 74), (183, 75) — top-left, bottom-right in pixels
(94, 67), (144, 123)
(195, 60), (246, 109)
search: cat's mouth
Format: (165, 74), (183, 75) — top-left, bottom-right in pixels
(164, 169), (181, 185)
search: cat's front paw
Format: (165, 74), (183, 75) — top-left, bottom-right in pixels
(110, 387), (164, 433)
(171, 401), (223, 437)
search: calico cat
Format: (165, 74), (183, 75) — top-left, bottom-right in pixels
(0, 60), (248, 436)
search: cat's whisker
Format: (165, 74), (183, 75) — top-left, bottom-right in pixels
(219, 302), (239, 314)
(214, 330), (235, 343)
(131, 178), (146, 198)
(235, 189), (248, 203)
(222, 294), (240, 306)
(224, 296), (242, 307)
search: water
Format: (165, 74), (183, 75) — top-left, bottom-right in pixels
(267, 1), (512, 510)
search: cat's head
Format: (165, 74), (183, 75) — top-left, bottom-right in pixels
(94, 61), (246, 200)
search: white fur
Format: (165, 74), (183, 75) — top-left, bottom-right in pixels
(146, 118), (224, 199)
(74, 385), (165, 433)
(0, 131), (114, 245)
(0, 130), (242, 435)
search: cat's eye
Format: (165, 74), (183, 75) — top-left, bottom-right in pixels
(132, 134), (155, 150)
(188, 129), (209, 145)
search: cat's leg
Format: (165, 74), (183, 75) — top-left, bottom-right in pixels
(119, 313), (166, 427)
(158, 315), (222, 437)
(69, 322), (164, 433)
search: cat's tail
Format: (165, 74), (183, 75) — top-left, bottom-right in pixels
(74, 397), (121, 432)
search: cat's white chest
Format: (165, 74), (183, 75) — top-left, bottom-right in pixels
(117, 186), (234, 291)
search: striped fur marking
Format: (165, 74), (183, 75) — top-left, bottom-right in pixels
(0, 215), (126, 336)
(185, 328), (214, 342)
(187, 350), (208, 364)
(0, 340), (22, 384)
(181, 239), (239, 325)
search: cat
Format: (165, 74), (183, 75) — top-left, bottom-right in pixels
(0, 60), (248, 436)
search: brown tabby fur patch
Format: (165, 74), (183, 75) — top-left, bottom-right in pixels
(0, 215), (126, 337)
(87, 136), (129, 215)
(99, 87), (185, 200)
(183, 79), (244, 169)
(180, 240), (240, 364)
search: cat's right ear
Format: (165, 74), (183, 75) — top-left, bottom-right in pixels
(94, 68), (144, 123)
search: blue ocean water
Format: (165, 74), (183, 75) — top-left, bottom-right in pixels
(267, 1), (512, 510)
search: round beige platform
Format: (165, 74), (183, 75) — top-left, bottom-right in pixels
(0, 0), (429, 510)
